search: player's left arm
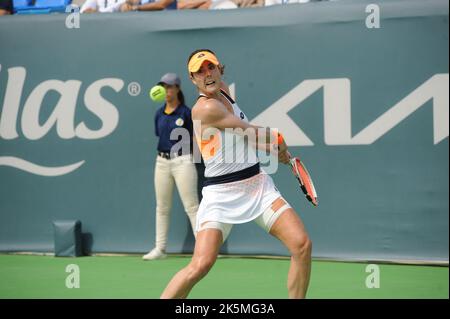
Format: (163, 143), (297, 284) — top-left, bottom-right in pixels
(195, 99), (289, 163)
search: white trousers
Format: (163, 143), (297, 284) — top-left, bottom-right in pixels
(154, 154), (199, 251)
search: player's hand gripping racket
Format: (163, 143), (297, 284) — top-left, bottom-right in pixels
(288, 153), (318, 207)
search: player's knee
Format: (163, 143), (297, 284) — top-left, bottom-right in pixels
(187, 258), (215, 282)
(291, 235), (312, 258)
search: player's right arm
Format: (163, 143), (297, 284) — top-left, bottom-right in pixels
(193, 98), (257, 133)
(192, 98), (289, 163)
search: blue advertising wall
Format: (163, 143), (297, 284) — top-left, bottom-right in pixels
(0, 0), (448, 262)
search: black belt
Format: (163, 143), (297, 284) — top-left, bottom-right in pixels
(203, 163), (260, 187)
(158, 150), (184, 160)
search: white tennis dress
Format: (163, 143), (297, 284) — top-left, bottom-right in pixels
(195, 90), (282, 230)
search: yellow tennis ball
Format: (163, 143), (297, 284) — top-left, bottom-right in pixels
(149, 85), (166, 103)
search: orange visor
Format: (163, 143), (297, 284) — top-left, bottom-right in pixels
(188, 51), (220, 73)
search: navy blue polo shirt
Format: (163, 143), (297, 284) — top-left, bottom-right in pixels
(154, 104), (193, 154)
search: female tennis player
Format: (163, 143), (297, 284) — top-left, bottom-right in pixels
(160, 49), (312, 299)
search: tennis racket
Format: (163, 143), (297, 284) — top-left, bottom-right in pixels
(288, 155), (318, 207)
